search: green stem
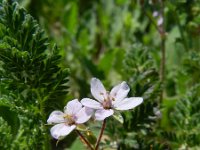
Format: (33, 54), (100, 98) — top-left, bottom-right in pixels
(159, 0), (166, 103)
(76, 130), (94, 150)
(142, 2), (166, 102)
(95, 119), (106, 150)
(160, 36), (165, 102)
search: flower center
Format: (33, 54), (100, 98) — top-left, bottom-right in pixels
(102, 99), (112, 109)
(102, 92), (115, 109)
(100, 91), (115, 109)
(63, 114), (75, 125)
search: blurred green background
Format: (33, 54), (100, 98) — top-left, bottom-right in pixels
(0, 0), (200, 149)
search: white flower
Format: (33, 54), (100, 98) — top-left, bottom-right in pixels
(47, 99), (93, 139)
(81, 78), (143, 121)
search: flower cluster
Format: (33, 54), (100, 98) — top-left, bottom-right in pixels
(47, 78), (143, 139)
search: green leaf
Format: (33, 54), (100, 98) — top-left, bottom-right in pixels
(112, 111), (124, 124)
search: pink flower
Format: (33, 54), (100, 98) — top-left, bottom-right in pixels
(81, 78), (143, 121)
(47, 99), (93, 139)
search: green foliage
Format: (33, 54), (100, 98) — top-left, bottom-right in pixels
(183, 51), (200, 84)
(169, 84), (200, 148)
(123, 44), (160, 128)
(0, 117), (12, 149)
(0, 0), (69, 149)
(157, 84), (200, 149)
(0, 0), (200, 149)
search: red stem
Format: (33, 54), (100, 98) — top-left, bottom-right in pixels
(95, 119), (106, 150)
(76, 130), (94, 150)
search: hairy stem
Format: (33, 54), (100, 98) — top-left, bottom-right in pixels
(159, 0), (166, 103)
(142, 0), (166, 103)
(76, 130), (94, 150)
(142, 1), (166, 102)
(95, 119), (106, 150)
(160, 36), (165, 102)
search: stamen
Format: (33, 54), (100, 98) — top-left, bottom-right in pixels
(100, 92), (106, 100)
(63, 114), (75, 125)
(102, 99), (112, 109)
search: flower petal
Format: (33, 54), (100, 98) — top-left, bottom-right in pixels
(91, 78), (107, 102)
(81, 98), (103, 109)
(114, 97), (143, 110)
(47, 111), (64, 124)
(64, 99), (82, 115)
(50, 123), (76, 139)
(75, 107), (94, 124)
(110, 81), (130, 103)
(95, 109), (114, 121)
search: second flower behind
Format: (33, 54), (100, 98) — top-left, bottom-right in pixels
(47, 99), (93, 139)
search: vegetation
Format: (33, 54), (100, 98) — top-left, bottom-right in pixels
(0, 0), (200, 149)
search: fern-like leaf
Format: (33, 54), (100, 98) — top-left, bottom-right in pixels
(0, 0), (69, 149)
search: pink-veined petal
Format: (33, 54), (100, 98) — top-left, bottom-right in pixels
(50, 123), (76, 139)
(91, 78), (107, 102)
(81, 98), (103, 109)
(95, 109), (114, 121)
(114, 97), (143, 110)
(47, 111), (64, 124)
(110, 81), (130, 103)
(64, 99), (82, 115)
(75, 107), (94, 124)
